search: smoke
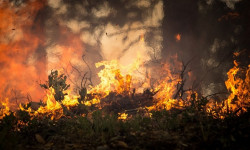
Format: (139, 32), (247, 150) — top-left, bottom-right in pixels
(162, 0), (248, 97)
(0, 0), (248, 106)
(0, 0), (47, 107)
(221, 0), (241, 9)
(44, 0), (164, 91)
(0, 0), (164, 104)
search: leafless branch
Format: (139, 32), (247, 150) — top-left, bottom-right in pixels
(107, 26), (159, 37)
(174, 58), (193, 99)
(80, 72), (88, 88)
(82, 55), (93, 86)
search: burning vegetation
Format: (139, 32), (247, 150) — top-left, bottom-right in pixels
(0, 0), (250, 149)
(0, 53), (249, 149)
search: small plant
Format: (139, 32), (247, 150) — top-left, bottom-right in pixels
(40, 70), (70, 102)
(78, 87), (87, 102)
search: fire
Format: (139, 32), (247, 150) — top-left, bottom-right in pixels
(118, 113), (128, 120)
(34, 88), (63, 120)
(84, 98), (100, 106)
(206, 60), (250, 118)
(147, 57), (185, 111)
(0, 1), (249, 124)
(140, 34), (145, 42)
(176, 34), (181, 41)
(34, 87), (81, 119)
(0, 98), (10, 119)
(90, 60), (125, 96)
(18, 87), (80, 120)
(149, 72), (182, 110)
(89, 56), (143, 97)
(223, 61), (249, 113)
(0, 54), (249, 120)
(0, 2), (248, 120)
(0, 0), (47, 104)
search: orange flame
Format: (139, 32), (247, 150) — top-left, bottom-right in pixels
(176, 34), (181, 41)
(0, 98), (11, 119)
(0, 2), (248, 121)
(206, 60), (250, 118)
(223, 61), (250, 113)
(89, 56), (143, 97)
(0, 0), (47, 105)
(118, 113), (128, 120)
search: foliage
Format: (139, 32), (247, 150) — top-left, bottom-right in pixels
(78, 87), (87, 102)
(40, 70), (70, 102)
(1, 69), (249, 149)
(0, 104), (249, 149)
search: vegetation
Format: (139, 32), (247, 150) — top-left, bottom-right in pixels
(0, 95), (249, 150)
(40, 70), (70, 102)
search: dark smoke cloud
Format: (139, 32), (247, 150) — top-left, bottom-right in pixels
(0, 0), (164, 102)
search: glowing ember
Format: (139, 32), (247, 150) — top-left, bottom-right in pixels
(84, 98), (100, 106)
(0, 98), (10, 119)
(176, 34), (181, 41)
(140, 34), (145, 42)
(118, 113), (128, 120)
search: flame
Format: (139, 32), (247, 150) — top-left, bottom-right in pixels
(19, 87), (80, 120)
(118, 113), (128, 120)
(206, 60), (250, 118)
(1, 54), (249, 120)
(0, 0), (47, 105)
(176, 34), (181, 41)
(34, 88), (63, 120)
(0, 1), (85, 108)
(84, 98), (100, 106)
(89, 55), (143, 97)
(223, 61), (250, 113)
(140, 33), (145, 42)
(148, 58), (184, 110)
(0, 4), (248, 122)
(0, 98), (11, 119)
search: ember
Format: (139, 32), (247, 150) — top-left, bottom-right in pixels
(176, 34), (181, 41)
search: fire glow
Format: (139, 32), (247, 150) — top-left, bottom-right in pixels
(1, 54), (249, 120)
(0, 1), (249, 121)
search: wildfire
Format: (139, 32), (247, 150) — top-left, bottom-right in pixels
(148, 76), (183, 110)
(0, 98), (10, 119)
(18, 87), (80, 120)
(206, 60), (250, 118)
(89, 55), (143, 97)
(84, 98), (100, 106)
(0, 0), (47, 103)
(0, 53), (249, 120)
(223, 61), (250, 114)
(0, 1), (249, 124)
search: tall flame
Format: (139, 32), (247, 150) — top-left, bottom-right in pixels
(206, 60), (250, 118)
(89, 55), (143, 97)
(223, 61), (250, 113)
